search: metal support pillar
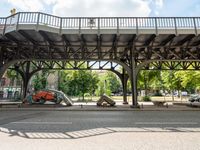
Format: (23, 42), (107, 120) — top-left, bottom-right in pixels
(0, 67), (3, 80)
(130, 48), (139, 108)
(22, 75), (31, 99)
(130, 60), (139, 107)
(22, 62), (31, 98)
(0, 47), (5, 80)
(0, 47), (2, 78)
(13, 62), (32, 98)
(122, 68), (129, 104)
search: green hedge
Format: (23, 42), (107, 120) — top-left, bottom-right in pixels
(142, 96), (151, 102)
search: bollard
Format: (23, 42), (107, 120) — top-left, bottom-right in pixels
(166, 103), (168, 108)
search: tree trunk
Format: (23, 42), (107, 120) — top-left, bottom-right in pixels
(171, 89), (174, 102)
(144, 72), (148, 96)
(82, 92), (84, 101)
(145, 84), (148, 96)
(178, 89), (181, 98)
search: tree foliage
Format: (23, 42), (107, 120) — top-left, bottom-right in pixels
(95, 71), (121, 96)
(105, 72), (121, 93)
(137, 70), (161, 96)
(6, 69), (21, 86)
(32, 70), (49, 91)
(58, 70), (99, 100)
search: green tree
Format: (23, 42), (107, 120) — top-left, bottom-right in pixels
(58, 70), (69, 94)
(75, 70), (99, 100)
(6, 69), (21, 86)
(137, 70), (160, 96)
(58, 70), (99, 100)
(32, 70), (49, 91)
(162, 70), (183, 100)
(95, 77), (111, 96)
(105, 72), (121, 93)
(174, 71), (200, 93)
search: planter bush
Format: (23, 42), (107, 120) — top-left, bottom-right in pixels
(142, 96), (151, 102)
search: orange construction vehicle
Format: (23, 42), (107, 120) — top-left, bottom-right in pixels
(25, 89), (71, 105)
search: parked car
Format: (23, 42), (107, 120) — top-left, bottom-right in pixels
(188, 94), (200, 103)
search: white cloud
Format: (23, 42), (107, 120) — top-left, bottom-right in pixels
(5, 0), (165, 17)
(6, 0), (56, 12)
(42, 0), (57, 5)
(153, 0), (164, 16)
(7, 0), (44, 11)
(52, 0), (151, 17)
(155, 0), (163, 8)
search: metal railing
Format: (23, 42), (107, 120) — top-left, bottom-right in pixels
(0, 18), (6, 31)
(0, 12), (200, 33)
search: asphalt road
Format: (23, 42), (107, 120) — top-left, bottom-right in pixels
(0, 110), (200, 150)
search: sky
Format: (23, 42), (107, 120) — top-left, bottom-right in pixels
(0, 0), (200, 17)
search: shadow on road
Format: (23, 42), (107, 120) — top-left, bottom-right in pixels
(0, 110), (200, 139)
(1, 126), (200, 139)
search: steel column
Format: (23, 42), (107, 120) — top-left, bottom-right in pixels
(20, 62), (31, 98)
(0, 47), (9, 80)
(0, 46), (3, 79)
(22, 75), (30, 98)
(122, 68), (129, 104)
(12, 62), (32, 98)
(130, 47), (139, 107)
(130, 59), (139, 107)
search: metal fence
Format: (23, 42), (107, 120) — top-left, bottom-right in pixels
(0, 12), (200, 32)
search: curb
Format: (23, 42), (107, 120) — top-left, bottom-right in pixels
(0, 106), (200, 111)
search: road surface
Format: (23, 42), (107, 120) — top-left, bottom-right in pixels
(0, 110), (200, 150)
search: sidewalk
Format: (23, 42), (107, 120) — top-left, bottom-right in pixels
(0, 102), (200, 111)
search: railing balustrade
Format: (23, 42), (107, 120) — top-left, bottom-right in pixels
(119, 18), (137, 28)
(194, 18), (200, 28)
(19, 12), (38, 24)
(0, 18), (6, 25)
(62, 18), (79, 29)
(157, 18), (175, 28)
(0, 12), (199, 33)
(100, 18), (118, 28)
(0, 18), (6, 31)
(175, 17), (194, 28)
(39, 13), (60, 28)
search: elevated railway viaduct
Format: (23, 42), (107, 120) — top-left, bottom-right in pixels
(1, 12), (200, 106)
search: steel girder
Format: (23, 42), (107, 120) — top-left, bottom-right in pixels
(9, 60), (122, 73)
(139, 61), (200, 70)
(8, 60), (130, 102)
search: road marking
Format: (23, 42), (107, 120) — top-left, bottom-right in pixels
(11, 122), (72, 125)
(135, 122), (198, 125)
